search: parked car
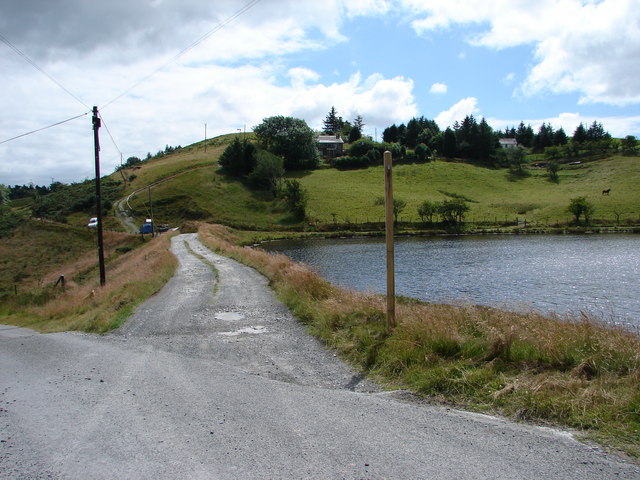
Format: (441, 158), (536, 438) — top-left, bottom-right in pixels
(88, 217), (98, 228)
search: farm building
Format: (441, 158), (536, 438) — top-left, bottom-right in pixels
(317, 135), (344, 158)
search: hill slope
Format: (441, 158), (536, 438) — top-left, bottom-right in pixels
(120, 136), (639, 230)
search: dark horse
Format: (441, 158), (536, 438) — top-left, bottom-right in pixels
(602, 188), (611, 195)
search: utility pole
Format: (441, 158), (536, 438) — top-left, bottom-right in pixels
(204, 123), (207, 152)
(148, 186), (154, 237)
(92, 106), (106, 286)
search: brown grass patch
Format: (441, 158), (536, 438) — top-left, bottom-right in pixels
(197, 222), (640, 457)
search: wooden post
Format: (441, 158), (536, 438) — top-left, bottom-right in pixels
(148, 186), (154, 237)
(92, 106), (106, 287)
(384, 151), (395, 332)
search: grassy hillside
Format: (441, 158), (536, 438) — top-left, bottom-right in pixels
(0, 219), (176, 333)
(300, 156), (639, 225)
(122, 138), (639, 231)
(117, 134), (240, 195)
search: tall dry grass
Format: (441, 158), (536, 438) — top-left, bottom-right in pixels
(4, 232), (177, 333)
(198, 223), (640, 457)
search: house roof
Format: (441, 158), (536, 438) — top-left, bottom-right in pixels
(318, 135), (344, 144)
(499, 138), (518, 146)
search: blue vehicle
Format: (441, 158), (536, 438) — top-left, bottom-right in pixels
(139, 219), (153, 234)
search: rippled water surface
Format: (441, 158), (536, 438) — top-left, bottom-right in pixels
(263, 234), (640, 327)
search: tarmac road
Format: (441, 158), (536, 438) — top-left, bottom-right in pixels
(1, 233), (639, 479)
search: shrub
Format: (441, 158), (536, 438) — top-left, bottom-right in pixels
(331, 155), (371, 169)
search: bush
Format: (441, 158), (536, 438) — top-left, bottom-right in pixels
(248, 151), (284, 195)
(331, 155), (371, 170)
(281, 179), (308, 219)
(415, 143), (431, 162)
(219, 138), (256, 176)
(348, 138), (377, 157)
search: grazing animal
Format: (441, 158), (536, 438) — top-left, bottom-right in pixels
(602, 188), (611, 195)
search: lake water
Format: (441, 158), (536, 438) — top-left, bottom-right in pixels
(262, 234), (640, 328)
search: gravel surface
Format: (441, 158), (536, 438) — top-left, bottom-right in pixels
(1, 233), (639, 479)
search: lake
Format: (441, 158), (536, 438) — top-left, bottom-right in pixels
(262, 234), (640, 328)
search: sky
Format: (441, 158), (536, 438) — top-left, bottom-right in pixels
(1, 0), (639, 186)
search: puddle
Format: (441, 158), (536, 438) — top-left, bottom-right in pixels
(215, 312), (245, 321)
(218, 326), (267, 336)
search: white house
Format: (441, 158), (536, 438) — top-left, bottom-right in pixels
(499, 138), (518, 148)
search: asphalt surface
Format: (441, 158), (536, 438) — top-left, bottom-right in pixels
(1, 233), (639, 479)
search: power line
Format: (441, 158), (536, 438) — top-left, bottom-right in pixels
(0, 32), (90, 110)
(97, 113), (123, 159)
(0, 112), (89, 146)
(102, 0), (261, 109)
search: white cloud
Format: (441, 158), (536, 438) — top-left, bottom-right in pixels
(503, 72), (516, 85)
(435, 97), (479, 129)
(2, 0), (639, 186)
(0, 58), (418, 184)
(430, 82), (448, 94)
(288, 67), (321, 88)
(403, 0), (640, 106)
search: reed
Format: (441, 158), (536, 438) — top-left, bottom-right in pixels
(198, 223), (640, 457)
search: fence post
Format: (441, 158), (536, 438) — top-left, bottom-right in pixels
(384, 151), (395, 332)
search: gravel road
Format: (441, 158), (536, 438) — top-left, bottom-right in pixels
(1, 233), (638, 479)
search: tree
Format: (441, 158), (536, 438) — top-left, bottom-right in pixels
(454, 115), (479, 157)
(125, 156), (142, 167)
(586, 121), (610, 141)
(572, 123), (588, 143)
(348, 126), (362, 143)
(374, 196), (406, 224)
(533, 123), (555, 152)
(554, 127), (568, 146)
(546, 161), (559, 183)
(218, 138), (256, 176)
(414, 143), (430, 162)
(405, 117), (425, 148)
(281, 179), (308, 219)
(442, 128), (457, 158)
(253, 116), (319, 170)
(382, 124), (399, 143)
(323, 106), (344, 135)
(248, 151), (284, 195)
(417, 200), (437, 223)
(621, 135), (638, 155)
(353, 115), (365, 131)
(506, 146), (528, 174)
(393, 199), (407, 224)
(438, 199), (469, 225)
(567, 196), (594, 224)
(476, 117), (497, 159)
(516, 122), (534, 148)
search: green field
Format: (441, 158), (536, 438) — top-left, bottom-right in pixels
(301, 157), (639, 225)
(124, 145), (640, 230)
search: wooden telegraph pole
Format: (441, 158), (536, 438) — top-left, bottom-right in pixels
(92, 106), (106, 286)
(384, 151), (395, 331)
(148, 186), (154, 237)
